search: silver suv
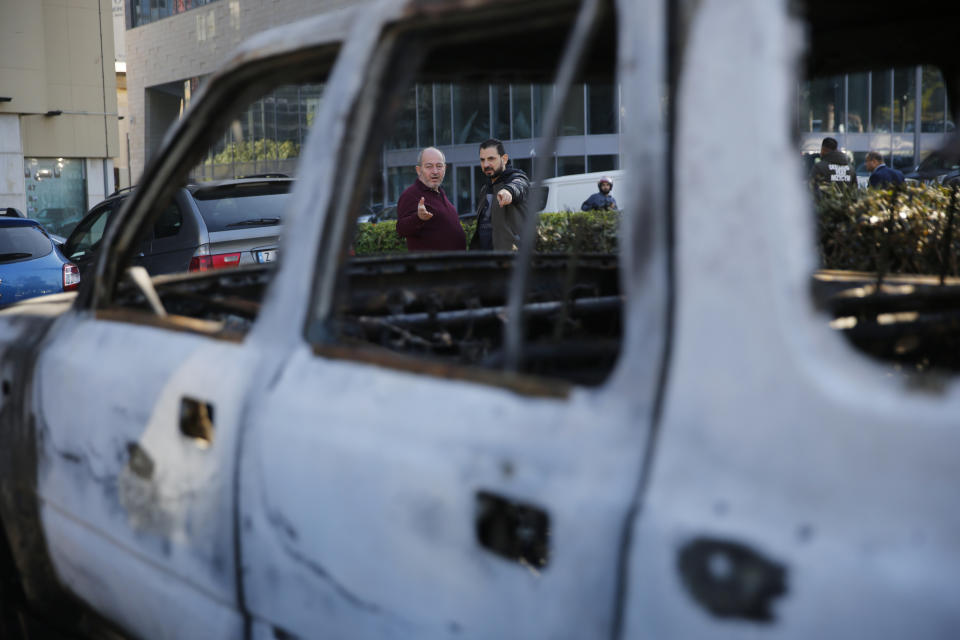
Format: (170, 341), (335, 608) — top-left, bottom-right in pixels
(63, 176), (291, 275)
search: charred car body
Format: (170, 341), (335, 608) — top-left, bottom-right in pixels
(0, 0), (959, 638)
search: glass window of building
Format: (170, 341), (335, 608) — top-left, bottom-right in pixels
(512, 157), (532, 178)
(871, 69), (892, 132)
(435, 84), (453, 146)
(921, 66), (948, 133)
(893, 68), (917, 133)
(275, 85), (302, 160)
(557, 156), (586, 176)
(561, 85), (585, 136)
(417, 84), (434, 148)
(587, 154), (618, 173)
(532, 84), (553, 137)
(386, 166), (419, 204)
(846, 72), (868, 133)
(193, 83), (322, 181)
(388, 86), (418, 150)
(24, 158), (87, 238)
(492, 85), (511, 140)
(588, 84), (617, 135)
(800, 75), (842, 132)
(128, 0), (217, 28)
(512, 85), (533, 139)
(452, 85), (491, 144)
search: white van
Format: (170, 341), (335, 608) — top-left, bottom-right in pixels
(538, 169), (624, 212)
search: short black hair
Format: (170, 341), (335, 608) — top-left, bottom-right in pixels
(479, 138), (506, 156)
(821, 137), (839, 151)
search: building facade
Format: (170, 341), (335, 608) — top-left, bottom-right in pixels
(798, 66), (953, 170)
(0, 0), (119, 237)
(123, 1), (950, 213)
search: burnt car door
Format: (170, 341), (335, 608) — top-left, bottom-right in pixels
(235, 0), (669, 637)
(12, 12), (353, 639)
(620, 1), (960, 638)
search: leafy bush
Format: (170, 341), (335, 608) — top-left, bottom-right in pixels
(353, 220), (406, 254)
(816, 182), (960, 275)
(536, 211), (619, 253)
(353, 211), (619, 255)
(212, 139), (300, 164)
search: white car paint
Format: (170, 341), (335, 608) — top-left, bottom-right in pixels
(0, 0), (957, 638)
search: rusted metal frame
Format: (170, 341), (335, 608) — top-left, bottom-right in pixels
(504, 0), (605, 373)
(355, 295), (621, 329)
(94, 308), (245, 342)
(312, 342), (571, 399)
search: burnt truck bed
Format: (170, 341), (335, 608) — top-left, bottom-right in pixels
(124, 252), (623, 385)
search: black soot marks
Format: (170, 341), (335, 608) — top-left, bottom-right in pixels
(475, 491), (549, 569)
(677, 536), (787, 622)
(795, 524), (814, 544)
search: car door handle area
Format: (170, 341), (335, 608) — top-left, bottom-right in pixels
(475, 490), (550, 569)
(180, 397), (215, 447)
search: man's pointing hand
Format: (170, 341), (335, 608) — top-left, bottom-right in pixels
(417, 197), (433, 221)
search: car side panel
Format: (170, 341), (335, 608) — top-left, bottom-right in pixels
(33, 316), (251, 638)
(0, 253), (65, 304)
(141, 190), (205, 275)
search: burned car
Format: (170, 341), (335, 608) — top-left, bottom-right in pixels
(0, 0), (959, 638)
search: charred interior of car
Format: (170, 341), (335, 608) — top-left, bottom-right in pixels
(312, 0), (624, 388)
(336, 253), (621, 385)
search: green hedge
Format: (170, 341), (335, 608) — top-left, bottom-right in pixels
(353, 211), (620, 255)
(816, 182), (960, 275)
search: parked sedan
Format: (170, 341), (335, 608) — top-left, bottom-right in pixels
(0, 218), (79, 305)
(63, 176), (292, 275)
(904, 149), (960, 186)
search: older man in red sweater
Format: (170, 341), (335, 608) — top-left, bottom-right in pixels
(396, 147), (466, 251)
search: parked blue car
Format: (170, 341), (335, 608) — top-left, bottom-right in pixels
(0, 218), (79, 306)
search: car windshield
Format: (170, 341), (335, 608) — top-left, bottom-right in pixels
(192, 183), (291, 232)
(918, 153), (960, 172)
(0, 226), (53, 263)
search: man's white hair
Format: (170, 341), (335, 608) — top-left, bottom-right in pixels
(417, 146), (446, 165)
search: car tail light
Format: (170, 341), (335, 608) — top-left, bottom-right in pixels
(189, 252), (242, 272)
(63, 263), (80, 291)
(189, 255), (213, 272)
(211, 252), (242, 268)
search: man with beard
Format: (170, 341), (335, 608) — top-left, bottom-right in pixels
(581, 175), (617, 211)
(396, 146), (466, 251)
(469, 138), (530, 251)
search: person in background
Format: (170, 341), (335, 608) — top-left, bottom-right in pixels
(581, 176), (617, 211)
(469, 139), (530, 251)
(810, 137), (858, 190)
(865, 151), (905, 188)
(396, 146), (466, 251)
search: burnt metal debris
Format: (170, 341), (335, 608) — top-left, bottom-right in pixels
(677, 537), (788, 623)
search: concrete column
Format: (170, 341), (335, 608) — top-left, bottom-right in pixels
(85, 157), (115, 209)
(0, 115), (26, 214)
